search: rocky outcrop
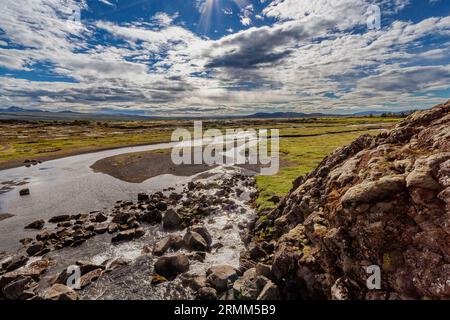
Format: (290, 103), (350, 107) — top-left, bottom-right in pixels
(248, 101), (450, 300)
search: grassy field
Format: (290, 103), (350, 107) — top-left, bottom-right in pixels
(0, 117), (400, 207)
(254, 130), (383, 210)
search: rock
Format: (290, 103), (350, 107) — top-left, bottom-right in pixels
(2, 276), (37, 300)
(341, 175), (406, 205)
(233, 268), (258, 300)
(249, 102), (450, 300)
(154, 254), (189, 279)
(183, 231), (209, 252)
(75, 261), (105, 275)
(257, 281), (280, 300)
(196, 287), (217, 300)
(48, 215), (71, 223)
(1, 254), (29, 272)
(94, 212), (108, 223)
(191, 226), (212, 247)
(19, 188), (30, 196)
(108, 223), (118, 233)
(79, 268), (103, 289)
(111, 227), (145, 243)
(268, 195), (281, 204)
(151, 274), (168, 285)
(248, 242), (266, 260)
(24, 219), (45, 230)
(188, 252), (206, 262)
(94, 223), (108, 234)
(104, 258), (130, 272)
(255, 263), (272, 278)
(140, 209), (162, 224)
(162, 209), (181, 230)
(4, 259), (52, 282)
(153, 235), (184, 256)
(112, 212), (131, 225)
(138, 193), (150, 202)
(181, 275), (207, 291)
(42, 284), (79, 300)
(156, 202), (168, 211)
(206, 265), (238, 292)
(26, 242), (45, 256)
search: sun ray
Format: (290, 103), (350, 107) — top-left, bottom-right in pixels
(198, 0), (250, 33)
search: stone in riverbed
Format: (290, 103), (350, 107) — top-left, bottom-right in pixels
(19, 188), (30, 196)
(257, 281), (280, 300)
(112, 212), (131, 225)
(42, 284), (79, 300)
(2, 276), (37, 300)
(154, 253), (189, 279)
(162, 209), (181, 230)
(137, 193), (150, 202)
(206, 265), (238, 292)
(1, 254), (29, 273)
(196, 287), (217, 300)
(111, 227), (145, 243)
(24, 219), (45, 230)
(140, 209), (162, 225)
(26, 242), (46, 256)
(94, 223), (108, 234)
(79, 268), (103, 289)
(153, 235), (184, 256)
(191, 226), (212, 247)
(181, 274), (207, 291)
(48, 215), (71, 223)
(232, 268), (258, 300)
(156, 202), (168, 211)
(183, 231), (209, 252)
(94, 212), (108, 223)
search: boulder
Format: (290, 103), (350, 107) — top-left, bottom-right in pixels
(48, 215), (71, 223)
(19, 188), (30, 196)
(112, 212), (131, 225)
(233, 268), (258, 300)
(196, 287), (217, 300)
(153, 235), (184, 256)
(79, 268), (103, 289)
(183, 231), (209, 252)
(111, 227), (145, 243)
(191, 226), (212, 247)
(154, 254), (189, 279)
(42, 284), (79, 300)
(162, 209), (181, 230)
(2, 276), (37, 300)
(1, 254), (29, 272)
(138, 193), (150, 202)
(206, 265), (238, 292)
(181, 275), (207, 291)
(94, 212), (108, 223)
(341, 176), (406, 205)
(25, 219), (45, 230)
(257, 281), (280, 300)
(140, 209), (162, 224)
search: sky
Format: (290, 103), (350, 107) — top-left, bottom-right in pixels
(0, 0), (449, 116)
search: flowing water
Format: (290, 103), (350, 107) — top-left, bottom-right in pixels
(0, 139), (258, 299)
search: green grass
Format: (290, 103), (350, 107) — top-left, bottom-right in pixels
(255, 130), (383, 210)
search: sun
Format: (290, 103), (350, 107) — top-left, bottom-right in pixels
(198, 0), (249, 33)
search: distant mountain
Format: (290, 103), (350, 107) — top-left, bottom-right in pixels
(0, 107), (417, 121)
(0, 107), (157, 121)
(243, 112), (335, 118)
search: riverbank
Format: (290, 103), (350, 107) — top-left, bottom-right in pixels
(0, 166), (261, 300)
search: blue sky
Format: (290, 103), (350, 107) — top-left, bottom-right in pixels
(0, 0), (449, 115)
